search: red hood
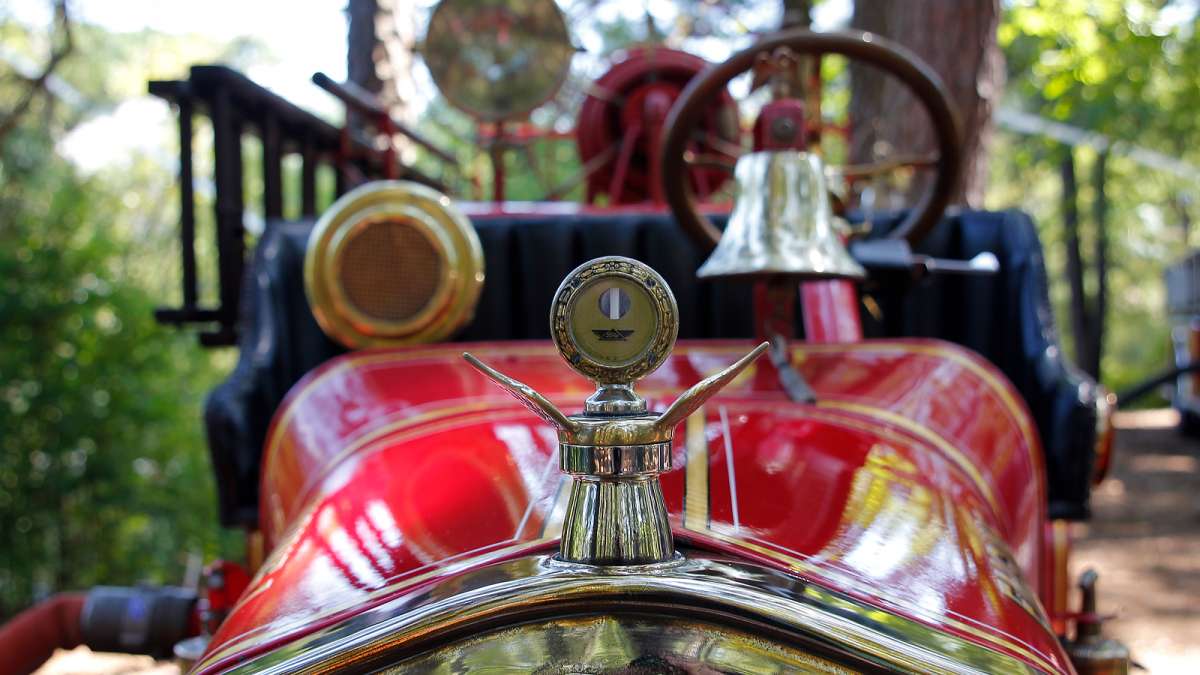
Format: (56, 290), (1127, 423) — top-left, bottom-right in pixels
(195, 339), (1069, 673)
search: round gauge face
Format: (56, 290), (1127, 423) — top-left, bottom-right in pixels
(569, 276), (658, 366)
(423, 0), (574, 121)
(551, 257), (678, 384)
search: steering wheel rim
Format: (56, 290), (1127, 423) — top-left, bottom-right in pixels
(660, 29), (962, 252)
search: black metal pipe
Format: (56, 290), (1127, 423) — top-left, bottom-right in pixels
(1116, 359), (1200, 407)
(311, 71), (457, 165)
(178, 92), (197, 310)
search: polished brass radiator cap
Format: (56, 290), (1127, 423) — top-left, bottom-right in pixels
(465, 257), (766, 565)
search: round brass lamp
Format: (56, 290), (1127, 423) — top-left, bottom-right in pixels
(304, 181), (484, 349)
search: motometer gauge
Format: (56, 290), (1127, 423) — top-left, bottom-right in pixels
(550, 257), (679, 388)
(463, 256), (766, 565)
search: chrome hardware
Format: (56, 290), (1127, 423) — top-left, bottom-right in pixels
(849, 238), (1001, 277)
(697, 150), (865, 280)
(768, 335), (816, 403)
(222, 554), (1042, 674)
(465, 257), (767, 565)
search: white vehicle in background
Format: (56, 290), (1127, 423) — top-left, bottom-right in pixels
(1166, 252), (1200, 433)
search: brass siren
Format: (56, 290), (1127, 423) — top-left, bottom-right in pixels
(698, 151), (865, 280)
(465, 257), (767, 565)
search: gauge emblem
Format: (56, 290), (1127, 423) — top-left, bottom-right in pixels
(598, 286), (631, 320)
(550, 257), (678, 384)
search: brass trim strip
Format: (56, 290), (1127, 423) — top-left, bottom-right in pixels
(686, 403), (1060, 673)
(1051, 520), (1070, 619)
(792, 341), (1045, 503)
(815, 399), (1005, 521)
(262, 340), (1044, 511)
(684, 408), (709, 531)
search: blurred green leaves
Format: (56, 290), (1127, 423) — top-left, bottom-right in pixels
(0, 121), (239, 616)
(1001, 0), (1198, 144)
(989, 0), (1200, 399)
(0, 17), (243, 616)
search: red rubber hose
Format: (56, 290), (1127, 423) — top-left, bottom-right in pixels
(0, 593), (85, 675)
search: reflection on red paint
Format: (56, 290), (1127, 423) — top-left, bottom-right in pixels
(198, 340), (1067, 674)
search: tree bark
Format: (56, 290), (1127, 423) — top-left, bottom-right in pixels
(1061, 148), (1096, 377)
(1090, 150), (1109, 380)
(0, 0), (73, 146)
(381, 0), (419, 153)
(849, 0), (1003, 206)
(347, 0), (382, 93)
(348, 0), (419, 157)
(781, 0), (813, 29)
(346, 0), (384, 134)
(1174, 192), (1193, 245)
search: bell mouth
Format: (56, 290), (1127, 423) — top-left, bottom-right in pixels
(697, 150), (865, 281)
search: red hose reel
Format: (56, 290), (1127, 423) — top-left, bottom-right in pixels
(575, 47), (739, 205)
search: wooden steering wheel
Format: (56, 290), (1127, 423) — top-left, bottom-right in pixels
(660, 29), (962, 251)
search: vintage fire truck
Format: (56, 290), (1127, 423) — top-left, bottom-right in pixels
(2, 2), (1128, 673)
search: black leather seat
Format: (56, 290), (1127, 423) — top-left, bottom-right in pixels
(205, 209), (1100, 527)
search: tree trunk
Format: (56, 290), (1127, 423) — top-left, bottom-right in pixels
(348, 0), (419, 158)
(849, 0), (1003, 207)
(347, 0), (383, 134)
(0, 0), (73, 146)
(381, 0), (419, 158)
(1174, 192), (1193, 245)
(1062, 148), (1097, 377)
(1090, 150), (1109, 380)
(781, 0), (813, 29)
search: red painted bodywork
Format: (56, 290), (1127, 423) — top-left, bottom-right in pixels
(575, 47), (737, 205)
(801, 280), (863, 343)
(196, 339), (1071, 673)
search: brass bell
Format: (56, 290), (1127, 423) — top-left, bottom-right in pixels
(697, 150), (866, 280)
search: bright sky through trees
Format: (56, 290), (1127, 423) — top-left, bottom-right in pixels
(5, 0), (853, 172)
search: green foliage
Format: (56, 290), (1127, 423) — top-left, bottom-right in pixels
(0, 123), (239, 616)
(0, 18), (248, 617)
(1002, 0), (1199, 146)
(989, 0), (1200, 400)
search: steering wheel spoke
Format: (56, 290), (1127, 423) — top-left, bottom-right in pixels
(684, 151), (737, 172)
(690, 129), (745, 158)
(842, 152), (940, 181)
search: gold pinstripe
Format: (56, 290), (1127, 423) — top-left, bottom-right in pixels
(816, 399), (1005, 521)
(684, 408), (710, 530)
